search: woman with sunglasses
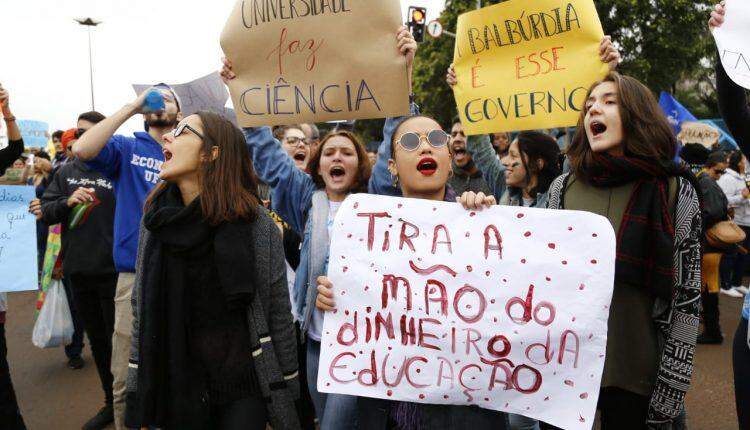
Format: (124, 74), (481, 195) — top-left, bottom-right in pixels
(317, 108), (508, 430)
(124, 111), (300, 430)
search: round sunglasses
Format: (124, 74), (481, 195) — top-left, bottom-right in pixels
(396, 130), (450, 152)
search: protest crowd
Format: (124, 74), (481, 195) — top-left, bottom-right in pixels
(0, 1), (749, 429)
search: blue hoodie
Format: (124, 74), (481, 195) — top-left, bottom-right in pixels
(86, 132), (163, 272)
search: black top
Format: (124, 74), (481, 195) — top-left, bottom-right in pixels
(0, 139), (24, 175)
(697, 171), (729, 229)
(716, 56), (750, 153)
(40, 160), (116, 276)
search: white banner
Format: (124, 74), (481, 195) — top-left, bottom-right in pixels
(713, 0), (750, 89)
(318, 194), (616, 430)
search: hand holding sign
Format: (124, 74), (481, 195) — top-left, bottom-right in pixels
(712, 0), (750, 89)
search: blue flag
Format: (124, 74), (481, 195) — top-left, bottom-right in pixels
(659, 92), (697, 135)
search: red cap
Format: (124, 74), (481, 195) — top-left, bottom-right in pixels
(61, 128), (77, 152)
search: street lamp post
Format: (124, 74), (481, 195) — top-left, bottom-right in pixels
(75, 17), (101, 111)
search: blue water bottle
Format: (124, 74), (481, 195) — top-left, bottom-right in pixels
(141, 90), (165, 113)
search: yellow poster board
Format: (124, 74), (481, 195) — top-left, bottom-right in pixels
(452, 0), (608, 135)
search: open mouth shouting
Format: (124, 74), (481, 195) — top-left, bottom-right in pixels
(163, 148), (173, 162)
(293, 150), (307, 163)
(589, 120), (607, 139)
(452, 146), (467, 163)
(329, 165), (347, 182)
(417, 157), (438, 176)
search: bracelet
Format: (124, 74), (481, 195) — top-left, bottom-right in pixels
(3, 116), (16, 122)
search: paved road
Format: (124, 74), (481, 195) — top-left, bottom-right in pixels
(4, 290), (744, 429)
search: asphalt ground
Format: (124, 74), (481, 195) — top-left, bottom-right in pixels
(4, 290), (744, 429)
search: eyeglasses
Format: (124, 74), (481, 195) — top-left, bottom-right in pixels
(173, 122), (204, 140)
(396, 130), (450, 152)
(284, 136), (308, 146)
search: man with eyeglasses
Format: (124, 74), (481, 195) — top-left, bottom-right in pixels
(448, 117), (491, 196)
(73, 83), (182, 430)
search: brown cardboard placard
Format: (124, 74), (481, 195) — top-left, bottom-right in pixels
(220, 0), (410, 127)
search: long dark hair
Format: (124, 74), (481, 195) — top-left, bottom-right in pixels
(146, 111), (260, 225)
(568, 72), (677, 182)
(514, 131), (561, 197)
(306, 129), (371, 193)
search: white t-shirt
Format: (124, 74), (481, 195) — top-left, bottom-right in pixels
(307, 200), (342, 341)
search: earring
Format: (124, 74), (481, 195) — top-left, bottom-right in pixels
(448, 170), (454, 179)
(392, 174), (399, 188)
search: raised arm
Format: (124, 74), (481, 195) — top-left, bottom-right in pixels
(710, 1), (750, 154)
(73, 90), (152, 161)
(0, 84), (24, 174)
(466, 134), (507, 201)
(242, 127), (314, 235)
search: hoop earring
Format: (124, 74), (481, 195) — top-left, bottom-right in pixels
(448, 170), (454, 179)
(392, 174), (399, 188)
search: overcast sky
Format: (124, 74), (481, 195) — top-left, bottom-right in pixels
(1, 0), (446, 137)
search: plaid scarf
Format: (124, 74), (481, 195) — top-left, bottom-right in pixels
(586, 154), (685, 300)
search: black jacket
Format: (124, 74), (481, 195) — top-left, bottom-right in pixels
(0, 139), (24, 175)
(717, 55), (749, 151)
(40, 159), (116, 276)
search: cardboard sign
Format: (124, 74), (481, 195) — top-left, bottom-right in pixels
(318, 194), (616, 430)
(0, 186), (39, 292)
(220, 0), (410, 127)
(452, 0), (608, 135)
(133, 73), (238, 125)
(678, 121), (720, 149)
(713, 0), (750, 89)
(17, 120), (49, 148)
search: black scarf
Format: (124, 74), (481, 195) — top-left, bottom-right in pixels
(135, 184), (257, 428)
(584, 154), (695, 299)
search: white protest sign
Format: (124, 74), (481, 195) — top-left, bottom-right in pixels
(133, 72), (238, 125)
(713, 0), (750, 89)
(0, 186), (39, 292)
(0, 120), (7, 150)
(318, 194), (616, 430)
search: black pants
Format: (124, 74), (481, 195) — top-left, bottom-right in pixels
(734, 318), (750, 429)
(69, 273), (117, 404)
(295, 323), (316, 429)
(597, 387), (649, 429)
(62, 276), (85, 359)
(700, 290), (721, 335)
(210, 396), (268, 430)
(0, 324), (26, 430)
(357, 397), (507, 430)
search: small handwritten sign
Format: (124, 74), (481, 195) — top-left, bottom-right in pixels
(318, 194), (616, 430)
(0, 186), (38, 292)
(713, 0), (750, 89)
(17, 120), (49, 149)
(452, 0), (608, 135)
(678, 121), (721, 149)
(220, 0), (410, 127)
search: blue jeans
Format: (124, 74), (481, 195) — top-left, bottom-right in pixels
(306, 339), (357, 430)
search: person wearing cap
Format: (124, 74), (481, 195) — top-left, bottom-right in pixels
(73, 84), (182, 430)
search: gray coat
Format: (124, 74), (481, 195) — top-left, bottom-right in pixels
(126, 208), (300, 429)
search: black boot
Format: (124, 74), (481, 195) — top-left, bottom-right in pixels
(698, 291), (723, 344)
(81, 404), (113, 430)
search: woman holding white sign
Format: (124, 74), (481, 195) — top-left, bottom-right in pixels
(317, 114), (512, 428)
(544, 72), (702, 428)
